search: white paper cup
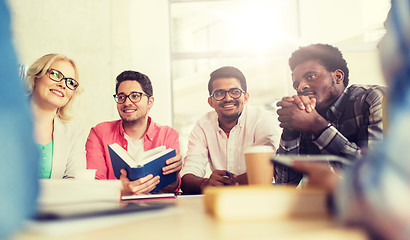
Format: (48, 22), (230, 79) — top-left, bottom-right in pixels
(74, 169), (97, 180)
(244, 146), (275, 185)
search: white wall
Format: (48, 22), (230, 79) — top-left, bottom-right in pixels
(7, 0), (389, 155)
(8, 0), (173, 133)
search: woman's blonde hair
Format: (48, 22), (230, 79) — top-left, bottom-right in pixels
(26, 53), (82, 121)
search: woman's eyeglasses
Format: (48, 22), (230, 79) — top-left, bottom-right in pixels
(48, 68), (79, 90)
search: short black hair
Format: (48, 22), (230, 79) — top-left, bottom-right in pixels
(115, 70), (153, 96)
(289, 43), (349, 87)
(208, 66), (247, 95)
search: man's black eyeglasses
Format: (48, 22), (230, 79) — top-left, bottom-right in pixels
(113, 91), (150, 104)
(48, 68), (79, 90)
(211, 88), (245, 101)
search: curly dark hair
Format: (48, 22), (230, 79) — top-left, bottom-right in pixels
(115, 70), (153, 96)
(289, 43), (349, 87)
(208, 66), (247, 95)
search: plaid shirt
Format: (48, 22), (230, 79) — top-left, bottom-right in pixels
(275, 84), (386, 184)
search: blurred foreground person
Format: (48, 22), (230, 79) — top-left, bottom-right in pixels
(293, 0), (410, 239)
(0, 0), (38, 238)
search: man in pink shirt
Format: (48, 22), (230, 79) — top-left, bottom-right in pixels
(86, 71), (182, 195)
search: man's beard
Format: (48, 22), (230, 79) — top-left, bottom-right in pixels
(316, 78), (339, 114)
(220, 110), (241, 120)
(121, 113), (147, 127)
(218, 100), (242, 120)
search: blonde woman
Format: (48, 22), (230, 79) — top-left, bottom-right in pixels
(26, 53), (86, 178)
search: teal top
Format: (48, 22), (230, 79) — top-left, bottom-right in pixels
(37, 141), (53, 179)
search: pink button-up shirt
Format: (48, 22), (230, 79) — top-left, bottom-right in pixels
(86, 117), (180, 180)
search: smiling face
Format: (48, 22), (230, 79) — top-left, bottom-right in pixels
(208, 77), (249, 122)
(31, 60), (76, 111)
(116, 80), (153, 125)
(292, 59), (345, 111)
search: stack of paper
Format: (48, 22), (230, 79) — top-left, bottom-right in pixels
(204, 185), (328, 221)
(38, 179), (122, 205)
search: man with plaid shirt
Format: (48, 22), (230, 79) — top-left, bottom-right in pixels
(275, 43), (386, 185)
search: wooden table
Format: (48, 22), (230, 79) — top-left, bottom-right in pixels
(15, 195), (368, 240)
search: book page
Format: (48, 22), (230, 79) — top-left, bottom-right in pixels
(142, 146), (166, 159)
(109, 143), (138, 167)
(140, 148), (174, 166)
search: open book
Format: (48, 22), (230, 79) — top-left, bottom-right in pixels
(108, 143), (177, 192)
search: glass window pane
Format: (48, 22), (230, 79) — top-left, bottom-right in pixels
(170, 0), (390, 157)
